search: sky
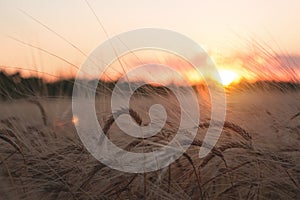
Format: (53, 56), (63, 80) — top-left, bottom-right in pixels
(0, 0), (299, 82)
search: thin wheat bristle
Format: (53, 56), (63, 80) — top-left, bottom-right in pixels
(199, 121), (252, 141)
(28, 99), (47, 126)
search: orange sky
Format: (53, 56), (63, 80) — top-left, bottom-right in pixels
(0, 0), (299, 83)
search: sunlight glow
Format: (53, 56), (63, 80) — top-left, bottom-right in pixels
(218, 69), (240, 86)
(72, 115), (79, 125)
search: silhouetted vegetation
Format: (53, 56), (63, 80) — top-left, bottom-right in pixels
(0, 70), (299, 100)
(230, 80), (300, 92)
(0, 71), (114, 100)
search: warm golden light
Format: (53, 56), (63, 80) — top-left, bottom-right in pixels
(72, 115), (79, 125)
(218, 69), (239, 86)
(185, 70), (202, 84)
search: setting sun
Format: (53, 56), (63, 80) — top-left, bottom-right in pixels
(218, 70), (240, 86)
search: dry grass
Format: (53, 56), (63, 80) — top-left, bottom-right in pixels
(0, 3), (299, 199)
(0, 90), (299, 199)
